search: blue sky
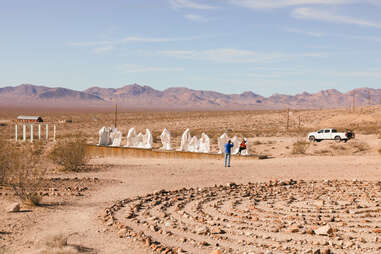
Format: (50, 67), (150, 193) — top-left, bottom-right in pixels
(1, 0), (381, 96)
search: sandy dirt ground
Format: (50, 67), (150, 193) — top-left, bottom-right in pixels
(1, 107), (381, 253)
(2, 152), (381, 253)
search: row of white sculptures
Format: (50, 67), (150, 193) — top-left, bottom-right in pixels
(98, 127), (249, 155)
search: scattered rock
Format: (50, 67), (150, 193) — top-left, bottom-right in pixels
(7, 203), (20, 213)
(314, 225), (333, 236)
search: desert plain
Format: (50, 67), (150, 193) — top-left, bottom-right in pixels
(1, 106), (381, 254)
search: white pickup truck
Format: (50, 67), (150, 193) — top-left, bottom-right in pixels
(307, 129), (354, 142)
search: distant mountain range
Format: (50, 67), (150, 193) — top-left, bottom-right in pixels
(0, 84), (380, 111)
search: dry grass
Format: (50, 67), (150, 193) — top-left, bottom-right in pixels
(0, 140), (47, 205)
(292, 140), (310, 154)
(329, 144), (347, 151)
(349, 140), (370, 153)
(32, 234), (79, 254)
(50, 136), (88, 172)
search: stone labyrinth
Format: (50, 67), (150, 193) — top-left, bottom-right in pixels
(101, 180), (381, 253)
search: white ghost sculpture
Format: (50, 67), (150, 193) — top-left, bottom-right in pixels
(160, 128), (171, 150)
(142, 129), (153, 149)
(198, 133), (210, 153)
(110, 128), (122, 147)
(217, 133), (229, 154)
(199, 133), (210, 153)
(188, 136), (199, 152)
(179, 128), (191, 151)
(126, 127), (137, 147)
(136, 132), (144, 147)
(98, 127), (112, 146)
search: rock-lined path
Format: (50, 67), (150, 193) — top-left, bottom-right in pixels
(103, 180), (381, 254)
(11, 156), (381, 253)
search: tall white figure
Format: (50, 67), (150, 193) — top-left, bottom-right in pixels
(23, 125), (26, 142)
(126, 127), (137, 147)
(111, 129), (122, 147)
(98, 127), (111, 146)
(110, 127), (122, 146)
(143, 129), (153, 149)
(38, 124), (41, 140)
(188, 136), (199, 152)
(217, 133), (229, 154)
(15, 125), (17, 142)
(179, 128), (191, 151)
(199, 133), (210, 153)
(46, 124), (49, 141)
(136, 132), (144, 147)
(30, 125), (33, 143)
(160, 128), (171, 150)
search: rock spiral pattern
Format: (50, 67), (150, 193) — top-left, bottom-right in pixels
(100, 180), (381, 254)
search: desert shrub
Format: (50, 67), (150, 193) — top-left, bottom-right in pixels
(378, 148), (381, 155)
(33, 234), (79, 254)
(292, 140), (310, 154)
(8, 143), (46, 205)
(350, 140), (370, 153)
(329, 144), (347, 151)
(50, 136), (88, 172)
(314, 149), (331, 155)
(0, 139), (12, 186)
(0, 140), (46, 205)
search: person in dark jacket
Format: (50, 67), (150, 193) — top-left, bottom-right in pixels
(224, 140), (234, 167)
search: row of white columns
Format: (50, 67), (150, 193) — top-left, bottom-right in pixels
(15, 124), (56, 142)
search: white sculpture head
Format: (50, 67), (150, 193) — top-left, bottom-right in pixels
(179, 128), (191, 151)
(160, 128), (171, 150)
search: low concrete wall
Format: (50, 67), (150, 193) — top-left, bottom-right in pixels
(87, 145), (267, 160)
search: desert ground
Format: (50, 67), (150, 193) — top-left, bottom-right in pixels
(1, 106), (381, 254)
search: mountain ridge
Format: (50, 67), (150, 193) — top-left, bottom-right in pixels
(0, 83), (380, 111)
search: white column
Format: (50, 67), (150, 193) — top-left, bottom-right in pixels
(15, 125), (18, 142)
(53, 125), (56, 142)
(30, 125), (33, 143)
(22, 124), (26, 142)
(46, 124), (49, 141)
(38, 124), (41, 140)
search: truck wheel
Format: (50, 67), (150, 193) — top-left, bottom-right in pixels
(334, 136), (341, 142)
(309, 136), (315, 142)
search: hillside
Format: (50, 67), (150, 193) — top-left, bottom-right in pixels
(0, 83), (380, 111)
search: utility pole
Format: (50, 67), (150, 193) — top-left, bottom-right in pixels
(114, 104), (118, 128)
(286, 108), (290, 131)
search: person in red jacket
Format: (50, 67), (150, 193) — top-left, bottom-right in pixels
(238, 139), (247, 155)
